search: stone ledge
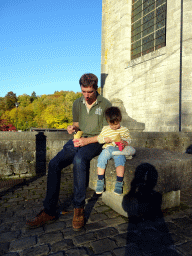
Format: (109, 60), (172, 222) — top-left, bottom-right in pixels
(89, 148), (192, 216)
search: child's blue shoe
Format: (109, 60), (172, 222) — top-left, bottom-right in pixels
(96, 179), (104, 194)
(114, 181), (123, 195)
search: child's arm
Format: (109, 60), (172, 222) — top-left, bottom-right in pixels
(97, 127), (113, 144)
(121, 129), (132, 145)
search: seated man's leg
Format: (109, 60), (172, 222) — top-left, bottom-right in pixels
(72, 142), (102, 230)
(26, 139), (77, 228)
(44, 139), (77, 214)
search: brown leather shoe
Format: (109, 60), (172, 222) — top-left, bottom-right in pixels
(72, 207), (84, 231)
(26, 209), (56, 228)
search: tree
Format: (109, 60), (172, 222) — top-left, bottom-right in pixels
(18, 94), (31, 107)
(5, 91), (17, 110)
(30, 91), (37, 103)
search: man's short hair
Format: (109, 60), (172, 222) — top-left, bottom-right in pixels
(105, 107), (122, 124)
(79, 73), (98, 90)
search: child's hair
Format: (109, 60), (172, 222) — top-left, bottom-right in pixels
(105, 107), (122, 124)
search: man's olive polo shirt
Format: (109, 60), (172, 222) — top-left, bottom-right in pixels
(72, 94), (112, 137)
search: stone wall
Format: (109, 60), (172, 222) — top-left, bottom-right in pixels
(1, 131), (192, 179)
(101, 0), (192, 132)
(0, 131), (73, 179)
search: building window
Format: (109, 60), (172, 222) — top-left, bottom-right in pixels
(131, 0), (167, 60)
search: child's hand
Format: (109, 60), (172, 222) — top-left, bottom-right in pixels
(121, 140), (128, 148)
(104, 137), (112, 143)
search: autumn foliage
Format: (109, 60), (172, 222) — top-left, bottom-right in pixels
(0, 119), (16, 131)
(0, 90), (82, 131)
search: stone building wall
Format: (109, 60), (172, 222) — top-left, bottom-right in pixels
(101, 0), (192, 132)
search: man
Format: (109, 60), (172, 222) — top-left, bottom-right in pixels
(26, 73), (112, 230)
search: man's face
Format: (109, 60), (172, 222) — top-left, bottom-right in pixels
(81, 86), (97, 104)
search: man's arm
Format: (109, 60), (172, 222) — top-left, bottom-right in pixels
(75, 135), (98, 147)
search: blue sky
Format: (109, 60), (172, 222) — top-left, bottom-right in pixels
(0, 0), (102, 97)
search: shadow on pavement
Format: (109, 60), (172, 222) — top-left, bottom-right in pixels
(84, 192), (102, 224)
(122, 163), (181, 255)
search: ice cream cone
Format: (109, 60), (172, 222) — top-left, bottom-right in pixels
(114, 133), (121, 142)
(74, 131), (83, 139)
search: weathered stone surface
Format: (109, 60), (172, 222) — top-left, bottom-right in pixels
(90, 147), (192, 216)
(0, 231), (19, 243)
(22, 244), (50, 256)
(65, 247), (89, 256)
(73, 232), (97, 245)
(51, 239), (74, 252)
(101, 0), (192, 132)
(94, 227), (119, 239)
(113, 244), (142, 256)
(38, 231), (63, 245)
(9, 236), (36, 251)
(0, 242), (9, 255)
(44, 221), (66, 232)
(91, 238), (117, 254)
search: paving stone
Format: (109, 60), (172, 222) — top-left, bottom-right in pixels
(0, 231), (20, 243)
(63, 227), (86, 239)
(162, 232), (187, 246)
(94, 206), (110, 213)
(11, 221), (26, 231)
(94, 227), (119, 239)
(21, 225), (44, 237)
(91, 238), (117, 254)
(0, 211), (14, 220)
(65, 246), (89, 256)
(104, 211), (120, 219)
(9, 236), (37, 251)
(73, 232), (97, 245)
(137, 228), (166, 253)
(176, 241), (192, 255)
(0, 222), (12, 233)
(44, 221), (66, 232)
(2, 215), (25, 224)
(173, 216), (192, 229)
(4, 253), (19, 256)
(147, 247), (183, 256)
(179, 226), (192, 239)
(113, 244), (142, 256)
(1, 176), (192, 256)
(51, 239), (74, 252)
(103, 216), (127, 226)
(0, 242), (9, 255)
(85, 221), (107, 232)
(95, 252), (113, 256)
(87, 213), (108, 223)
(22, 244), (50, 256)
(116, 222), (130, 233)
(38, 231), (63, 245)
(114, 231), (140, 247)
(50, 252), (64, 256)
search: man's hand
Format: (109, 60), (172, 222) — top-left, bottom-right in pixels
(73, 137), (89, 147)
(67, 125), (78, 134)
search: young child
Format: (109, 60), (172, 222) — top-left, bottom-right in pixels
(96, 106), (134, 195)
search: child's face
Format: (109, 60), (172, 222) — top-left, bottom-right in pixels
(109, 121), (120, 130)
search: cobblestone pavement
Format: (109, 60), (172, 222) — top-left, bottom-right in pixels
(0, 172), (192, 256)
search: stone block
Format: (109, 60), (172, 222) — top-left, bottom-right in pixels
(89, 147), (192, 216)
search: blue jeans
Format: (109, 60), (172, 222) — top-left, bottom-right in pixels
(97, 146), (126, 169)
(43, 139), (102, 214)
